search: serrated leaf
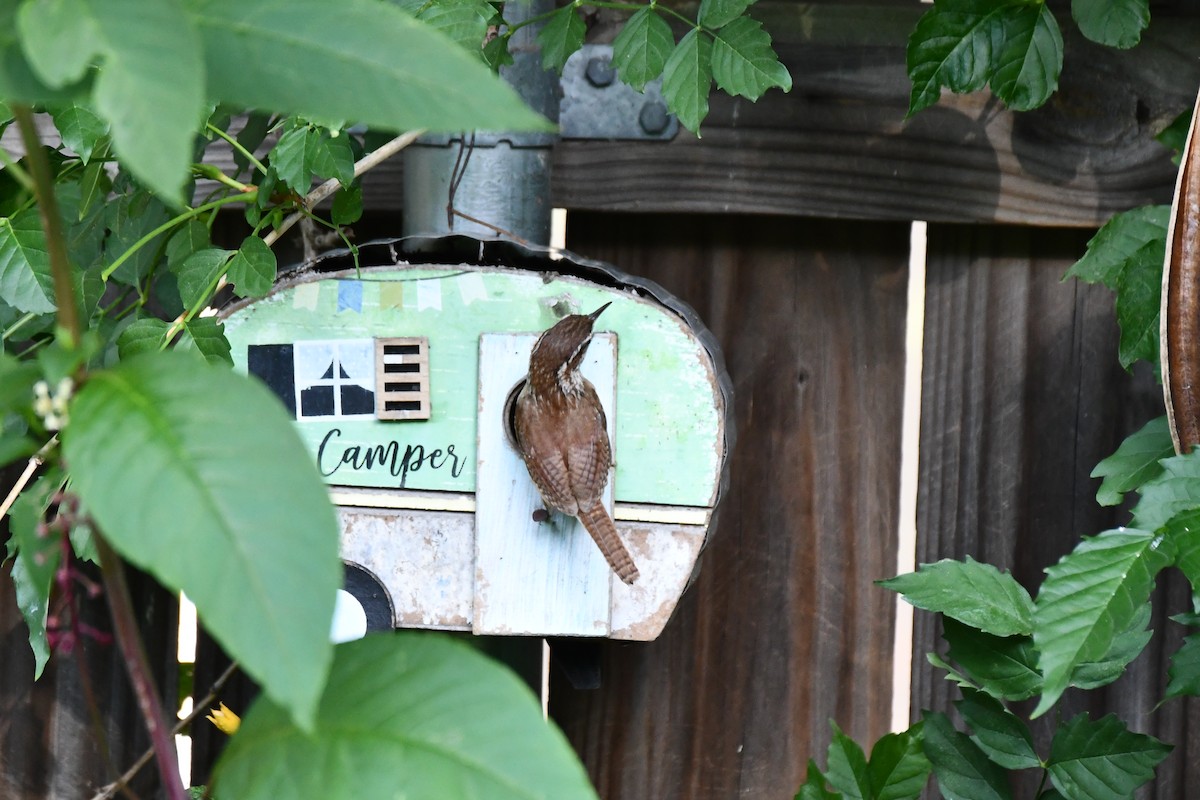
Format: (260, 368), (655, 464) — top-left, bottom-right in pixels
(880, 557), (1034, 637)
(955, 687), (1039, 770)
(1132, 449), (1200, 531)
(413, 0), (493, 55)
(185, 0), (550, 134)
(1164, 509), (1200, 607)
(225, 237), (276, 299)
(1069, 603), (1152, 690)
(104, 189), (172, 285)
(1114, 243), (1161, 370)
(331, 183), (363, 226)
(1157, 110), (1192, 159)
(943, 618), (1042, 701)
(212, 633), (598, 799)
(989, 4), (1061, 112)
(1046, 714), (1170, 800)
(538, 4), (586, 74)
(312, 129), (354, 186)
(76, 159), (111, 221)
(1033, 529), (1174, 717)
(1091, 417), (1173, 506)
(166, 219), (212, 269)
(178, 317), (232, 365)
(662, 29), (713, 134)
(174, 247), (233, 310)
(271, 126), (315, 191)
(50, 104), (109, 163)
(826, 721), (871, 800)
(868, 722), (931, 800)
(482, 35), (513, 71)
(116, 318), (171, 360)
(1065, 206), (1169, 290)
(922, 711), (1011, 800)
(795, 760), (839, 800)
(1165, 630), (1200, 698)
(0, 209), (55, 314)
(1071, 0), (1148, 49)
(62, 352), (341, 730)
(698, 0), (755, 30)
(928, 650), (983, 693)
(0, 2), (88, 105)
(612, 8), (674, 92)
(9, 471), (66, 679)
(711, 17), (791, 102)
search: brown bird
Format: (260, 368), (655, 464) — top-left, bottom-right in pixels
(512, 303), (640, 584)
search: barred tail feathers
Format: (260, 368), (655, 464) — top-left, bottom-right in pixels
(577, 503), (639, 585)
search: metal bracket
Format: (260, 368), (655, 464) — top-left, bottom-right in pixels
(560, 44), (679, 141)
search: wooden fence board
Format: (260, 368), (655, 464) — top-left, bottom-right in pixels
(913, 223), (1196, 797)
(548, 212), (908, 798)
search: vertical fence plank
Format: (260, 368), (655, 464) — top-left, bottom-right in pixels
(550, 213), (908, 799)
(0, 553), (177, 798)
(913, 223), (1198, 797)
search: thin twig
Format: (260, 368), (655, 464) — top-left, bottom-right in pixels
(91, 661), (240, 800)
(96, 535), (187, 800)
(0, 436), (57, 520)
(262, 128), (425, 249)
(449, 209), (530, 246)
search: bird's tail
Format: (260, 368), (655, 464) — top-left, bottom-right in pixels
(577, 503), (639, 585)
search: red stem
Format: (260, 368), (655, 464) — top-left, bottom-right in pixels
(96, 535), (186, 800)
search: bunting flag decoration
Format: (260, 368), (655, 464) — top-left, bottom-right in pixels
(337, 280), (363, 313)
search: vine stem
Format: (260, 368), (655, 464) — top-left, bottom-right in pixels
(12, 105), (81, 348)
(96, 534), (187, 800)
(91, 661), (240, 800)
(206, 122), (268, 175)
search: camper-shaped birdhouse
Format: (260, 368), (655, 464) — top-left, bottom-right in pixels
(222, 236), (731, 640)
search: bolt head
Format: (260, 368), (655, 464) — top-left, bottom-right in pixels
(639, 101), (671, 135)
(585, 56), (616, 88)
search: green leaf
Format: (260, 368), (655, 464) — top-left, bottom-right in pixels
(76, 159), (111, 221)
(538, 4), (586, 74)
(0, 1), (88, 105)
(1033, 529), (1174, 717)
(178, 317), (232, 366)
(1113, 243), (1161, 370)
(1132, 449), (1200, 531)
(174, 247), (233, 310)
(927, 650), (983, 693)
(15, 0), (100, 87)
(1046, 714), (1170, 800)
(1065, 206), (1169, 291)
(62, 352), (341, 729)
(0, 209), (55, 314)
(921, 711), (1011, 800)
(0, 352), (40, 412)
(698, 0), (755, 30)
(50, 104), (109, 163)
(612, 8), (675, 92)
(907, 0), (1062, 116)
(867, 722), (931, 800)
(225, 237), (276, 299)
(989, 4), (1062, 112)
(1157, 110), (1192, 159)
(1167, 509), (1200, 604)
(825, 721), (870, 799)
(711, 17), (791, 102)
(186, 0), (550, 134)
(312, 129), (354, 186)
(271, 126), (315, 191)
(879, 557), (1034, 637)
(1091, 417), (1173, 506)
(954, 687), (1039, 770)
(662, 29), (713, 135)
(943, 618), (1041, 701)
(9, 470), (66, 679)
(1166, 630), (1200, 698)
(412, 0), (493, 55)
(1069, 603), (1152, 690)
(104, 189), (172, 285)
(116, 317), (171, 360)
(1071, 0), (1148, 49)
(795, 760), (840, 800)
(331, 183), (363, 226)
(166, 219), (212, 269)
(212, 633), (598, 799)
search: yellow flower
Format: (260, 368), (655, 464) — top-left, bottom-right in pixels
(206, 702), (241, 735)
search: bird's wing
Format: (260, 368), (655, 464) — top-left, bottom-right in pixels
(514, 398), (577, 513)
(564, 383), (612, 506)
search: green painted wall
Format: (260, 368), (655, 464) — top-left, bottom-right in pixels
(224, 266), (722, 507)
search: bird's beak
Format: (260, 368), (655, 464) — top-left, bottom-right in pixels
(588, 302), (612, 321)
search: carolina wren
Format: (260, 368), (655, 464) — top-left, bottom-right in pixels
(512, 303), (640, 584)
